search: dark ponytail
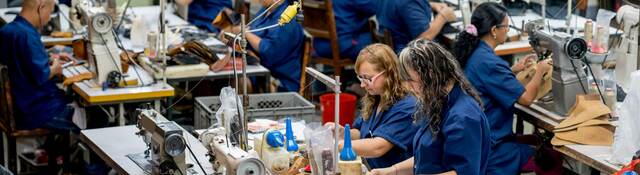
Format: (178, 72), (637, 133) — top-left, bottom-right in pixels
(453, 2), (508, 68)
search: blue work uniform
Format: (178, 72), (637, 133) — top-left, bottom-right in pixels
(412, 85), (491, 175)
(312, 0), (376, 59)
(248, 4), (303, 92)
(463, 41), (534, 174)
(353, 95), (418, 169)
(188, 0), (232, 33)
(376, 0), (432, 53)
(0, 16), (68, 130)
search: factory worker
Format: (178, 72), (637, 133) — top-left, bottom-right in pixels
(176, 0), (232, 33)
(370, 39), (491, 175)
(313, 0), (377, 59)
(0, 0), (79, 172)
(452, 2), (554, 174)
(325, 44), (418, 169)
(375, 0), (456, 52)
(225, 0), (303, 92)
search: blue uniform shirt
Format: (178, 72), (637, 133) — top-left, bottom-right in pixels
(0, 16), (68, 130)
(353, 95), (418, 169)
(376, 0), (432, 53)
(188, 0), (232, 33)
(248, 4), (303, 92)
(412, 85), (491, 175)
(463, 41), (534, 174)
(312, 0), (376, 59)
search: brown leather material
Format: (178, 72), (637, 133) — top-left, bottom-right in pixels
(516, 60), (553, 100)
(63, 72), (94, 87)
(554, 118), (610, 132)
(552, 124), (614, 146)
(551, 94), (614, 146)
(556, 95), (611, 130)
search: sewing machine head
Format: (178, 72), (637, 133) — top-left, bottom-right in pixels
(199, 128), (266, 175)
(526, 19), (589, 116)
(71, 0), (122, 86)
(137, 109), (187, 175)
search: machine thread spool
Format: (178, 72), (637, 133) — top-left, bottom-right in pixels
(584, 20), (593, 47)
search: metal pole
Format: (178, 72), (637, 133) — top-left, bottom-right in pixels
(333, 75), (340, 174)
(160, 0), (167, 88)
(566, 0), (572, 34)
(239, 14), (249, 151)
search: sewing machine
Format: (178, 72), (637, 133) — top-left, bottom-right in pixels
(526, 19), (589, 116)
(136, 109), (187, 174)
(614, 5), (640, 91)
(199, 128), (267, 175)
(71, 0), (122, 85)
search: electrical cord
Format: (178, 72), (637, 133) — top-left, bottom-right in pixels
(184, 136), (207, 175)
(569, 58), (588, 94)
(247, 0), (283, 26)
(111, 29), (146, 85)
(115, 0), (132, 32)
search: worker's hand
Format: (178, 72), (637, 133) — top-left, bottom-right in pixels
(430, 2), (448, 13)
(535, 59), (553, 75)
(439, 6), (457, 22)
(512, 54), (536, 73)
(324, 122), (345, 140)
(231, 25), (250, 34)
(50, 58), (64, 77)
(370, 167), (395, 175)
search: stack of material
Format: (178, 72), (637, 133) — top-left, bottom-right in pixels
(551, 95), (615, 146)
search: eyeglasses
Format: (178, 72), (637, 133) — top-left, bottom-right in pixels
(496, 24), (510, 31)
(357, 71), (385, 85)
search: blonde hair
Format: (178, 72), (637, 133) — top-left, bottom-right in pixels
(355, 44), (408, 120)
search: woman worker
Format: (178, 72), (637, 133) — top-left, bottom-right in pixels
(325, 43), (418, 169)
(453, 2), (553, 174)
(371, 39), (492, 175)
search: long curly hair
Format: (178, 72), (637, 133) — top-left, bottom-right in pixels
(355, 44), (409, 120)
(398, 39), (483, 136)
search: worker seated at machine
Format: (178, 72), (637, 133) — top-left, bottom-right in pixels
(218, 0), (304, 92)
(453, 2), (563, 174)
(325, 44), (418, 169)
(0, 0), (80, 172)
(371, 38), (492, 175)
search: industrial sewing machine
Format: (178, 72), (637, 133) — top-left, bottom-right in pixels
(526, 19), (589, 116)
(136, 109), (188, 174)
(71, 0), (122, 86)
(199, 128), (266, 175)
(614, 5), (640, 91)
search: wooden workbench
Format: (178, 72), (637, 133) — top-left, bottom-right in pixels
(63, 65), (174, 125)
(515, 103), (622, 174)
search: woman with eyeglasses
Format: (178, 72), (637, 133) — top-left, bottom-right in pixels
(325, 44), (418, 169)
(371, 39), (491, 175)
(453, 2), (553, 174)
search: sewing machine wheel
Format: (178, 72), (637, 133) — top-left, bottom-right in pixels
(236, 158), (266, 175)
(565, 38), (588, 60)
(91, 13), (113, 34)
(165, 133), (187, 157)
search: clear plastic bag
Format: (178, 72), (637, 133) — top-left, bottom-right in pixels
(611, 71), (640, 165)
(304, 123), (336, 175)
(216, 87), (243, 144)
